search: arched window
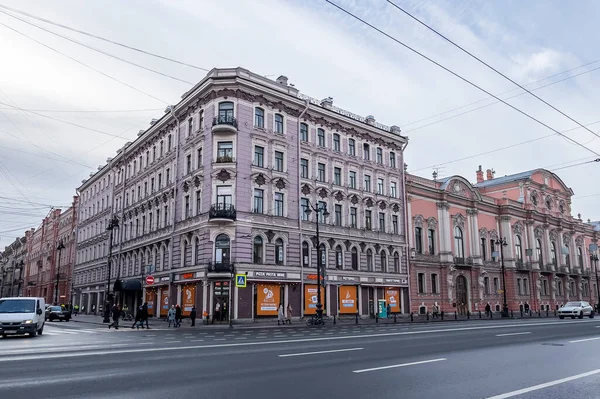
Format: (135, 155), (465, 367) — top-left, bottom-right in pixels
(366, 249), (373, 271)
(254, 107), (264, 128)
(302, 242), (309, 267)
(218, 102), (234, 123)
(536, 239), (543, 266)
(300, 123), (308, 141)
(275, 238), (284, 265)
(394, 252), (400, 273)
(319, 243), (326, 268)
(351, 247), (358, 270)
(335, 245), (343, 269)
(215, 234), (231, 265)
(577, 247), (584, 267)
(515, 235), (523, 260)
(274, 113), (284, 134)
(550, 242), (557, 266)
(454, 227), (464, 258)
(252, 236), (263, 264)
(380, 251), (387, 272)
(182, 240), (188, 267)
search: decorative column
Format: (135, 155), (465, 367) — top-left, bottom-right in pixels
(525, 220), (538, 268)
(570, 234), (578, 270)
(407, 196), (413, 248)
(436, 202), (452, 263)
(557, 229), (565, 269)
(544, 226), (553, 271)
(499, 216), (515, 265)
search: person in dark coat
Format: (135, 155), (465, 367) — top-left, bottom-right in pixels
(108, 304), (120, 329)
(190, 306), (197, 327)
(175, 304), (182, 328)
(142, 302), (150, 329)
(131, 305), (144, 329)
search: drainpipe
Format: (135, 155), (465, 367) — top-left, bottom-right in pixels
(167, 105), (181, 304)
(297, 99), (310, 317)
(401, 140), (410, 314)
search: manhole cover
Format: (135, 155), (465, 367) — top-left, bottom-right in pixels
(541, 343), (565, 346)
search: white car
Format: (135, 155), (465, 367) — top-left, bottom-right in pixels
(558, 301), (595, 319)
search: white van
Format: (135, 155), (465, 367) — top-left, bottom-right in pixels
(0, 297), (45, 338)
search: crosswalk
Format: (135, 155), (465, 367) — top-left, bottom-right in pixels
(43, 326), (142, 336)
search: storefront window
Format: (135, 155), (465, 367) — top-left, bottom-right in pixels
(215, 234), (230, 265)
(275, 238), (284, 265)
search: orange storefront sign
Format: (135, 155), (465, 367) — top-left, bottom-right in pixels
(256, 284), (280, 316)
(145, 290), (156, 315)
(182, 285), (196, 316)
(385, 287), (400, 313)
(304, 284), (319, 315)
(160, 289), (169, 317)
(339, 285), (357, 314)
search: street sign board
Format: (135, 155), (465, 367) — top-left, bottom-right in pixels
(235, 274), (246, 288)
(146, 276), (155, 285)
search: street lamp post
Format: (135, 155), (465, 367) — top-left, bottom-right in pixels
(54, 241), (65, 305)
(103, 216), (120, 323)
(590, 254), (600, 312)
(304, 201), (329, 323)
(495, 237), (510, 318)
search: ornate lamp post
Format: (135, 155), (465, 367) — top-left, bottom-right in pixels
(495, 237), (509, 318)
(54, 241), (65, 305)
(103, 216), (120, 323)
(304, 201), (329, 322)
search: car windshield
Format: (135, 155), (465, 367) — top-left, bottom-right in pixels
(50, 306), (62, 311)
(0, 299), (36, 313)
(565, 302), (581, 307)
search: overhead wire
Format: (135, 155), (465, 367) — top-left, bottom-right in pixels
(323, 0), (600, 157)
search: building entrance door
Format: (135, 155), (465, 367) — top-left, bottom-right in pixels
(456, 275), (468, 315)
(213, 281), (230, 322)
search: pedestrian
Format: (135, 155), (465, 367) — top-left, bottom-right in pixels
(485, 303), (491, 317)
(73, 304), (79, 316)
(213, 302), (221, 323)
(190, 306), (197, 327)
(286, 303), (292, 324)
(142, 302), (150, 329)
(131, 305), (144, 329)
(432, 304), (439, 319)
(175, 304), (182, 328)
(167, 305), (176, 327)
(387, 303), (392, 319)
(277, 303), (285, 325)
(108, 304), (120, 329)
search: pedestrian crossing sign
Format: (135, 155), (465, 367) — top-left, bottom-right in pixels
(235, 274), (247, 288)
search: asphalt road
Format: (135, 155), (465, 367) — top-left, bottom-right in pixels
(1, 317), (600, 399)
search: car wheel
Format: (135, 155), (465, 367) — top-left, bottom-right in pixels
(37, 326), (43, 335)
(559, 316), (564, 319)
(590, 312), (595, 319)
(30, 328), (37, 337)
(579, 311), (584, 319)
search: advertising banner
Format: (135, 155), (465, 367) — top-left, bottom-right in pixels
(182, 285), (196, 316)
(160, 289), (169, 317)
(304, 284), (319, 315)
(385, 287), (400, 313)
(256, 284), (280, 316)
(145, 291), (155, 313)
(338, 285), (357, 314)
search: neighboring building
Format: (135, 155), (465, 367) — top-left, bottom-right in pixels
(407, 166), (599, 315)
(0, 235), (28, 297)
(73, 67), (410, 319)
(24, 197), (78, 305)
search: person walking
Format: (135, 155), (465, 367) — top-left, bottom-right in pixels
(108, 304), (120, 329)
(167, 305), (176, 328)
(277, 303), (285, 326)
(142, 302), (150, 329)
(286, 303), (292, 324)
(190, 306), (197, 327)
(131, 305), (144, 329)
(175, 304), (182, 328)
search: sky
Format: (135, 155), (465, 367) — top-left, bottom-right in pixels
(0, 0), (599, 249)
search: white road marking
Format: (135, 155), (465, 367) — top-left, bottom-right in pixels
(353, 358), (446, 373)
(495, 332), (531, 337)
(484, 368), (600, 398)
(190, 340), (204, 342)
(279, 348), (363, 358)
(569, 336), (600, 343)
(166, 341), (181, 344)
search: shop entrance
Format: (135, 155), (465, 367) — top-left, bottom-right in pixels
(213, 281), (230, 323)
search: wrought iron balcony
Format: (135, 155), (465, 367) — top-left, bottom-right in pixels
(209, 203), (236, 222)
(207, 262), (234, 274)
(453, 257), (473, 266)
(212, 116), (238, 134)
(516, 260), (530, 271)
(215, 155), (234, 163)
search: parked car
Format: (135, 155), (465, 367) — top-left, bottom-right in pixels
(0, 297), (45, 337)
(558, 301), (594, 319)
(45, 306), (71, 322)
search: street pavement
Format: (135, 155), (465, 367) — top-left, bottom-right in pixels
(1, 317), (600, 398)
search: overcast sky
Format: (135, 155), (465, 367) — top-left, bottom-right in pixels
(0, 0), (599, 249)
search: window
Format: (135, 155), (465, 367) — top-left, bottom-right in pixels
(217, 142), (233, 162)
(274, 114), (284, 134)
(481, 238), (487, 260)
(454, 227), (464, 258)
(146, 151), (150, 166)
(523, 278), (529, 295)
(188, 118), (193, 136)
(186, 154), (192, 174)
(350, 207), (357, 228)
(349, 171), (357, 189)
(379, 213), (385, 232)
(381, 252), (387, 271)
(431, 274), (438, 294)
(542, 279), (548, 295)
(216, 186), (232, 207)
(218, 102), (234, 123)
(302, 242), (310, 267)
(133, 160), (137, 174)
(551, 242), (557, 266)
(253, 236), (263, 264)
(390, 182), (397, 198)
(577, 247), (583, 267)
(254, 108), (264, 128)
(558, 281), (563, 296)
(415, 227), (423, 254)
(215, 234), (231, 265)
(490, 239), (497, 261)
(335, 246), (343, 269)
(197, 148), (202, 169)
(300, 123), (308, 142)
(484, 277), (490, 294)
(274, 151), (284, 172)
(517, 278), (522, 295)
(184, 196), (190, 218)
(366, 249), (373, 271)
(159, 141), (164, 157)
(333, 133), (340, 151)
(365, 210), (372, 230)
(389, 152), (396, 168)
(393, 252), (400, 272)
(494, 278), (499, 293)
(343, 138), (354, 158)
(376, 148), (383, 164)
(317, 163), (325, 182)
(318, 201), (327, 223)
(418, 273), (425, 293)
(536, 239), (543, 265)
(168, 134), (172, 150)
(334, 167), (341, 185)
(150, 178), (155, 193)
(195, 190), (201, 215)
(393, 216), (399, 235)
(301, 198), (309, 221)
(319, 244), (326, 267)
(274, 193), (284, 216)
(152, 146), (156, 162)
(300, 159), (309, 178)
(363, 143), (370, 160)
(364, 175), (371, 192)
(254, 146), (264, 167)
(515, 235), (523, 260)
(377, 178), (384, 195)
(317, 128), (325, 147)
(334, 204), (342, 226)
(428, 229), (435, 254)
(351, 248), (358, 270)
(158, 173), (162, 188)
(253, 189), (264, 213)
(275, 238), (284, 265)
(163, 206), (168, 227)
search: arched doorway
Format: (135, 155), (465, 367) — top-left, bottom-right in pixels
(456, 275), (468, 315)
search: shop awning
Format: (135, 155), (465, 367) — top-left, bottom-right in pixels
(114, 279), (142, 291)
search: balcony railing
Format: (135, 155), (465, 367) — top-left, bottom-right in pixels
(212, 115), (238, 131)
(216, 155), (234, 163)
(209, 203), (236, 221)
(516, 260), (530, 271)
(207, 262), (234, 274)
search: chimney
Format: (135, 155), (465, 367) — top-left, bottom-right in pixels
(276, 75), (288, 86)
(476, 165), (484, 183)
(486, 169), (494, 180)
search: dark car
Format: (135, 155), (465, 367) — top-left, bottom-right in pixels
(45, 306), (71, 322)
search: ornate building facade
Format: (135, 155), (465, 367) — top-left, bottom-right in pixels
(407, 166), (600, 314)
(73, 67), (410, 319)
(0, 235), (28, 297)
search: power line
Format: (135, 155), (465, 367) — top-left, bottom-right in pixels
(0, 20), (169, 104)
(0, 9), (195, 85)
(0, 107), (163, 113)
(387, 1), (600, 142)
(551, 158), (600, 172)
(0, 4), (210, 72)
(324, 0), (600, 157)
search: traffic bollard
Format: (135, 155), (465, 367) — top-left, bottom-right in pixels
(333, 315), (336, 325)
(467, 311), (470, 320)
(547, 309), (549, 317)
(479, 310), (482, 319)
(511, 310), (514, 318)
(441, 311), (444, 320)
(394, 313), (397, 323)
(376, 314), (379, 323)
(454, 312), (457, 320)
(520, 309), (523, 318)
(356, 313), (359, 324)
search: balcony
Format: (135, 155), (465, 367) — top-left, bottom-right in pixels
(212, 116), (238, 134)
(516, 260), (530, 271)
(207, 262), (234, 274)
(556, 266), (569, 275)
(215, 155), (235, 164)
(453, 257), (473, 268)
(208, 203), (236, 222)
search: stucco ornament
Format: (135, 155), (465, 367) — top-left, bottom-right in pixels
(536, 279), (542, 301)
(478, 273), (485, 301)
